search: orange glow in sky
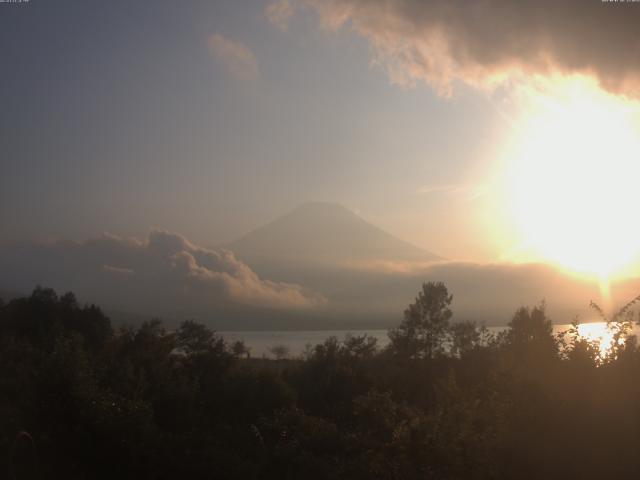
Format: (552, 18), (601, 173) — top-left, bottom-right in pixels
(494, 76), (640, 287)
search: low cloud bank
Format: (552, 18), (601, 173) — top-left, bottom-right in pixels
(2, 229), (637, 327)
(0, 230), (323, 318)
(248, 256), (632, 325)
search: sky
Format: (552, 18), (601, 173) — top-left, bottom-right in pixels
(0, 0), (507, 261)
(4, 0), (640, 324)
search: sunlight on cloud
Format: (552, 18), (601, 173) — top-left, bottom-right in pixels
(279, 0), (640, 98)
(269, 1), (640, 279)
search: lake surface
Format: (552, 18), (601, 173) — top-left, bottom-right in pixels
(220, 323), (640, 358)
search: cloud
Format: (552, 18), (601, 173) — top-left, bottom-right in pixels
(248, 252), (631, 325)
(103, 265), (134, 275)
(208, 33), (259, 80)
(338, 258), (596, 325)
(407, 261), (606, 321)
(277, 0), (640, 97)
(4, 229), (636, 327)
(266, 0), (297, 31)
(0, 230), (323, 317)
(416, 183), (486, 200)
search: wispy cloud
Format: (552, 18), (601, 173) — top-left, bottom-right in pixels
(416, 184), (486, 201)
(208, 33), (259, 81)
(266, 0), (297, 31)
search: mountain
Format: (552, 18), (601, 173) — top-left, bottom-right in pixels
(223, 203), (607, 328)
(227, 202), (441, 269)
(0, 204), (609, 330)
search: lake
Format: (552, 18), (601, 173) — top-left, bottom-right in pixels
(220, 322), (639, 358)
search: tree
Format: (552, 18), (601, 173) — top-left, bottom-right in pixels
(562, 321), (600, 366)
(502, 303), (559, 366)
(176, 320), (224, 356)
(508, 304), (553, 344)
(269, 344), (290, 360)
(343, 334), (378, 359)
(449, 321), (481, 358)
(388, 282), (453, 359)
(231, 340), (250, 358)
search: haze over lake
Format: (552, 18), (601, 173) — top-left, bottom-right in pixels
(222, 322), (637, 358)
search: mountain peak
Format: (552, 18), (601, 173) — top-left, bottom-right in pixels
(293, 200), (347, 209)
(228, 203), (441, 267)
(289, 201), (353, 214)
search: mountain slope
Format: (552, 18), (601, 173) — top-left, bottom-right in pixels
(227, 202), (441, 268)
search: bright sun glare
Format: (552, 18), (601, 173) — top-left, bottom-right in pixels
(504, 77), (640, 281)
(575, 321), (629, 359)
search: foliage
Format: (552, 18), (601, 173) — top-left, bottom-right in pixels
(2, 285), (640, 479)
(388, 282), (453, 359)
(269, 344), (291, 360)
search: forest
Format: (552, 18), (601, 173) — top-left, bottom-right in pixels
(2, 282), (640, 479)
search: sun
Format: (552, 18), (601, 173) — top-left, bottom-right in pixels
(502, 76), (640, 280)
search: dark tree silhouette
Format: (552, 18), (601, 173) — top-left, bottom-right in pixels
(388, 281), (453, 359)
(1, 285), (640, 479)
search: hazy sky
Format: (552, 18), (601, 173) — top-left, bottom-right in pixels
(1, 0), (507, 261)
(5, 0), (640, 268)
(5, 0), (640, 322)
